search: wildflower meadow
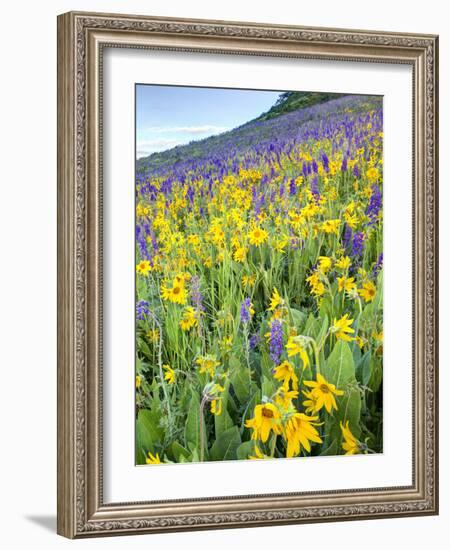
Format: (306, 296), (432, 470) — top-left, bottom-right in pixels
(135, 89), (383, 465)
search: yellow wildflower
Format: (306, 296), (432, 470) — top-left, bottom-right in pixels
(321, 219), (341, 234)
(303, 373), (344, 413)
(136, 260), (152, 276)
(273, 360), (299, 390)
(245, 403), (282, 443)
(340, 421), (360, 455)
(146, 329), (159, 343)
(179, 306), (198, 331)
(242, 274), (256, 287)
(274, 387), (299, 410)
(248, 226), (268, 246)
(160, 279), (187, 305)
(233, 246), (247, 263)
(358, 280), (377, 302)
(335, 256), (351, 270)
(268, 287), (283, 311)
(285, 336), (310, 369)
(284, 413), (322, 457)
(331, 314), (355, 341)
(366, 166), (380, 182)
(338, 276), (356, 293)
(163, 364), (176, 385)
(306, 271), (325, 297)
(196, 355), (220, 377)
(146, 451), (161, 465)
(318, 256), (332, 273)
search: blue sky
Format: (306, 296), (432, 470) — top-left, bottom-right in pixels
(136, 85), (281, 158)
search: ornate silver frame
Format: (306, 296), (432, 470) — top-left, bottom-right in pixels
(57, 11), (439, 538)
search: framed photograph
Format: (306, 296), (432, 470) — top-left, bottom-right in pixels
(57, 11), (439, 538)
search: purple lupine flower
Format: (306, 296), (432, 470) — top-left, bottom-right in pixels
(289, 178), (296, 196)
(312, 159), (318, 174)
(186, 185), (195, 204)
(240, 297), (253, 324)
(136, 225), (151, 261)
(249, 333), (261, 350)
(302, 162), (308, 179)
(136, 300), (150, 321)
(310, 174), (320, 200)
(341, 155), (348, 172)
(321, 152), (329, 172)
(352, 231), (365, 257)
(342, 224), (352, 250)
(373, 252), (383, 275)
(366, 184), (382, 224)
(353, 164), (360, 178)
(269, 320), (283, 364)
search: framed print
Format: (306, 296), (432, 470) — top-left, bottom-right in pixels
(57, 11), (439, 538)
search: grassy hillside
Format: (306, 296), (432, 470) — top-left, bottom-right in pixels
(254, 91), (346, 122)
(136, 93), (380, 176)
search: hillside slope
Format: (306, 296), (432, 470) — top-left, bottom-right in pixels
(136, 94), (382, 180)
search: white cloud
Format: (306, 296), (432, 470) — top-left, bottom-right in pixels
(136, 125), (231, 158)
(143, 125), (230, 135)
(136, 138), (185, 158)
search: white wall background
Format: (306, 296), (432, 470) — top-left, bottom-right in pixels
(0, 1), (446, 548)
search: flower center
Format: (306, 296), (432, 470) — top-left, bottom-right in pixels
(262, 408), (274, 418)
(319, 384), (330, 393)
(173, 286), (181, 295)
(254, 230), (261, 238)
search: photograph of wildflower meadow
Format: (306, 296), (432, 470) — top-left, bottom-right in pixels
(135, 85), (383, 465)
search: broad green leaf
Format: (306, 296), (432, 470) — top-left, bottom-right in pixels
(368, 358), (383, 392)
(184, 391), (202, 450)
(171, 441), (190, 462)
(210, 426), (241, 461)
(358, 351), (372, 386)
(262, 375), (274, 400)
(236, 440), (257, 460)
(320, 439), (338, 456)
(230, 356), (254, 404)
(303, 313), (317, 337)
(136, 408), (163, 462)
(323, 340), (355, 388)
(290, 308), (306, 330)
(316, 314), (329, 349)
(137, 338), (152, 360)
(324, 387), (362, 453)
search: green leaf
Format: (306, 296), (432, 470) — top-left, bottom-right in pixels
(324, 386), (362, 452)
(357, 350), (372, 386)
(137, 338), (152, 360)
(320, 439), (338, 456)
(236, 440), (257, 460)
(210, 426), (241, 461)
(261, 375), (274, 399)
(368, 358), (383, 392)
(316, 314), (329, 349)
(171, 441), (191, 462)
(290, 308), (306, 330)
(323, 340), (355, 388)
(184, 391), (202, 450)
(230, 356), (253, 404)
(136, 408), (163, 462)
